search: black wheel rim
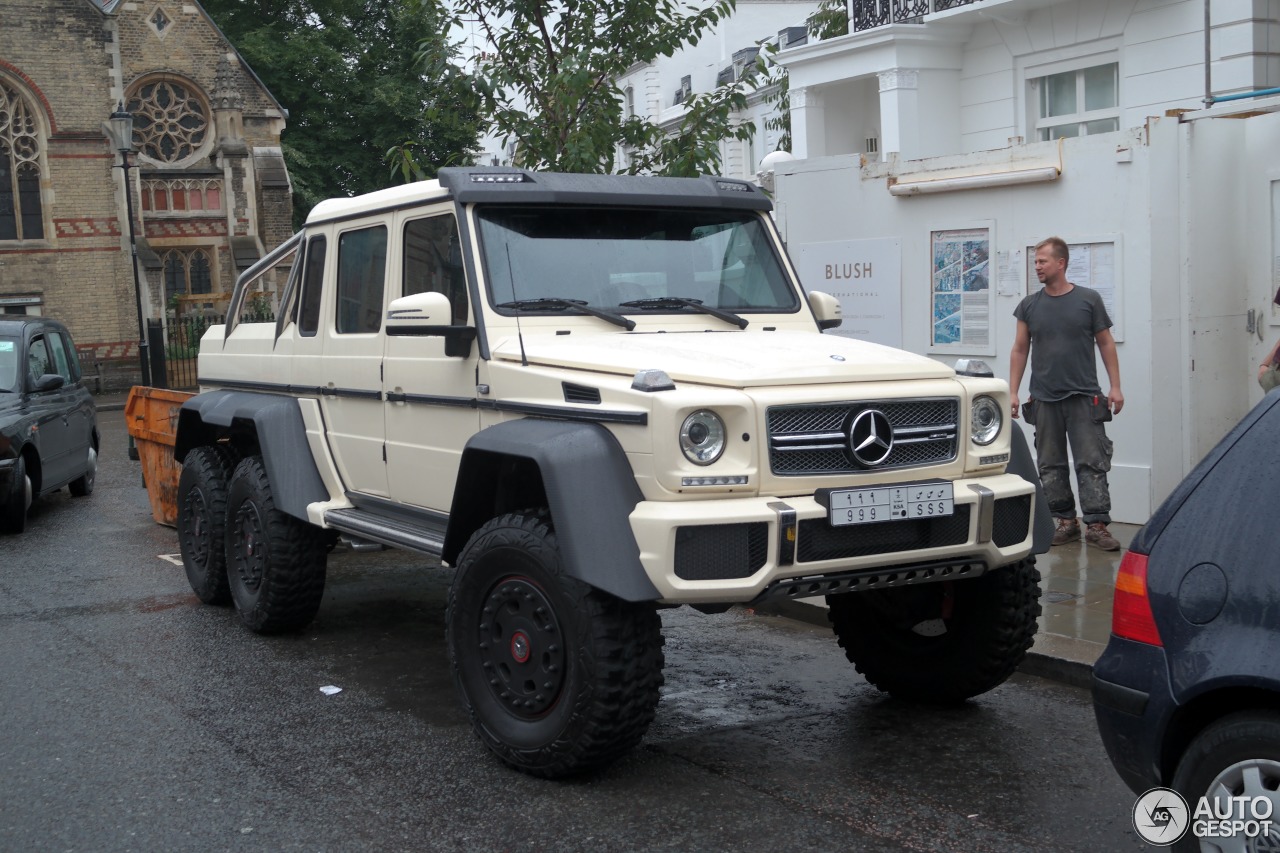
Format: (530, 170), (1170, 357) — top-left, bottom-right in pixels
(233, 502), (266, 592)
(182, 487), (211, 567)
(476, 575), (566, 718)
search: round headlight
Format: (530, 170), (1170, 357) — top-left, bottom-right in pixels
(680, 410), (727, 465)
(971, 395), (1002, 446)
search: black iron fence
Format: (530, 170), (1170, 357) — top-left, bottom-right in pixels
(850, 0), (981, 32)
(150, 310), (275, 390)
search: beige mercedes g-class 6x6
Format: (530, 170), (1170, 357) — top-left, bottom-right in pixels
(173, 167), (1050, 778)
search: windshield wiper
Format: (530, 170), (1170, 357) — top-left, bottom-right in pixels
(498, 297), (636, 331)
(619, 297), (748, 329)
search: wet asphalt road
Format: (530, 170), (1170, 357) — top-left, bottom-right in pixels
(0, 410), (1148, 852)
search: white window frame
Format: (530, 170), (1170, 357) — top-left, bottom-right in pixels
(1018, 44), (1122, 142)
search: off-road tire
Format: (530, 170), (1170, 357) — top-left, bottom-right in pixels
(827, 557), (1042, 704)
(0, 454), (29, 534)
(1170, 711), (1280, 852)
(224, 455), (327, 633)
(68, 445), (97, 497)
(177, 446), (234, 605)
(447, 509), (665, 778)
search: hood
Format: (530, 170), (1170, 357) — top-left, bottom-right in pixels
(490, 330), (955, 388)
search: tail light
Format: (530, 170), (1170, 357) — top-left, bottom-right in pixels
(1112, 551), (1163, 646)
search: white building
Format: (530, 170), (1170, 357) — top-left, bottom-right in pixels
(767, 0), (1280, 522)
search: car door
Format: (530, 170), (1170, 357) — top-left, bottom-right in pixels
(319, 220), (390, 497)
(383, 207), (481, 512)
(23, 331), (75, 487)
(49, 331), (93, 478)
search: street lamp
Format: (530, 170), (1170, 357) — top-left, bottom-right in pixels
(106, 103), (151, 387)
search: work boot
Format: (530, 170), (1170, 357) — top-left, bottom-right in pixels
(1085, 522), (1121, 552)
(1052, 517), (1080, 546)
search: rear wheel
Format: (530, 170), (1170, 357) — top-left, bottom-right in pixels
(827, 557), (1041, 704)
(224, 455), (327, 633)
(447, 510), (664, 778)
(0, 454), (30, 534)
(68, 445), (97, 497)
(177, 446), (234, 605)
(1171, 711), (1280, 853)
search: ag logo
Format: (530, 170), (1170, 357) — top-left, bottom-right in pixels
(1133, 787), (1190, 846)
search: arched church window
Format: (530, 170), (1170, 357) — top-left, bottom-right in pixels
(163, 248), (214, 307)
(0, 79), (45, 241)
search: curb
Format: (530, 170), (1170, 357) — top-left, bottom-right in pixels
(752, 597), (1097, 692)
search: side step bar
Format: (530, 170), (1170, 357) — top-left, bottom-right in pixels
(324, 507), (446, 558)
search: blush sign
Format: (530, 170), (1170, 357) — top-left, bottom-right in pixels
(792, 238), (902, 348)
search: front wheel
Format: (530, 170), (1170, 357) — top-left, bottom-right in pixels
(827, 557), (1041, 704)
(224, 455), (327, 633)
(1170, 711), (1280, 853)
(0, 454), (30, 534)
(447, 510), (665, 778)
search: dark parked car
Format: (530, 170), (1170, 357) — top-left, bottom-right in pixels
(1094, 389), (1280, 849)
(0, 317), (99, 533)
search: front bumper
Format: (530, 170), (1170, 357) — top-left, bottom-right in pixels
(630, 472), (1037, 604)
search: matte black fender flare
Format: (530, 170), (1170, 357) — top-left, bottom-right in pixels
(174, 390), (329, 522)
(1006, 420), (1053, 554)
(444, 418), (660, 602)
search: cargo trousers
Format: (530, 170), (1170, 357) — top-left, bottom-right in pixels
(1032, 394), (1114, 525)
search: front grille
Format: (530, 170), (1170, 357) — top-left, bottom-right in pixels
(768, 398), (959, 475)
(674, 522), (768, 580)
(796, 505), (971, 563)
(992, 495), (1031, 547)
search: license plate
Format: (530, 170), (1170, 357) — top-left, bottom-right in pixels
(828, 482), (955, 527)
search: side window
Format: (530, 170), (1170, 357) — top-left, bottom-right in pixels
(48, 332), (73, 381)
(61, 333), (83, 381)
(336, 225), (387, 334)
(404, 215), (469, 324)
(27, 335), (53, 384)
(298, 235), (327, 337)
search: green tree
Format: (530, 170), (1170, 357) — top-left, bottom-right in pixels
(200, 0), (481, 224)
(448, 0), (755, 176)
(757, 0), (849, 154)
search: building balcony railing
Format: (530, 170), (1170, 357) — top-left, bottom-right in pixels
(851, 0), (983, 33)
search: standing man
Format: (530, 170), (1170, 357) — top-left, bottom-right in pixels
(1009, 237), (1124, 551)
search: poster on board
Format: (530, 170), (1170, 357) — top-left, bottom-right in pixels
(930, 227), (993, 353)
(793, 238), (902, 348)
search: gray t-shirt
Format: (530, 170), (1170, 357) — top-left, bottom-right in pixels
(1013, 284), (1112, 402)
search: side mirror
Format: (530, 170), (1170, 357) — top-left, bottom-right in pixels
(807, 291), (842, 331)
(385, 291), (476, 358)
(34, 373), (66, 392)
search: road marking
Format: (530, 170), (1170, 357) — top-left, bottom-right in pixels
(158, 553), (183, 566)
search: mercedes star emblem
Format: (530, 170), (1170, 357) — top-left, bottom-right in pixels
(849, 409), (894, 467)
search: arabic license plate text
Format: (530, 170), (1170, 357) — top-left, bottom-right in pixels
(828, 483), (955, 527)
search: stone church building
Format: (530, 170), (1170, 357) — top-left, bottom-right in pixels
(0, 0), (292, 388)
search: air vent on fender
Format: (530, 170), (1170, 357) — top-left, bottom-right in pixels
(562, 382), (602, 405)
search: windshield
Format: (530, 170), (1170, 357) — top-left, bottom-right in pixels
(0, 337), (17, 392)
(476, 206), (800, 316)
